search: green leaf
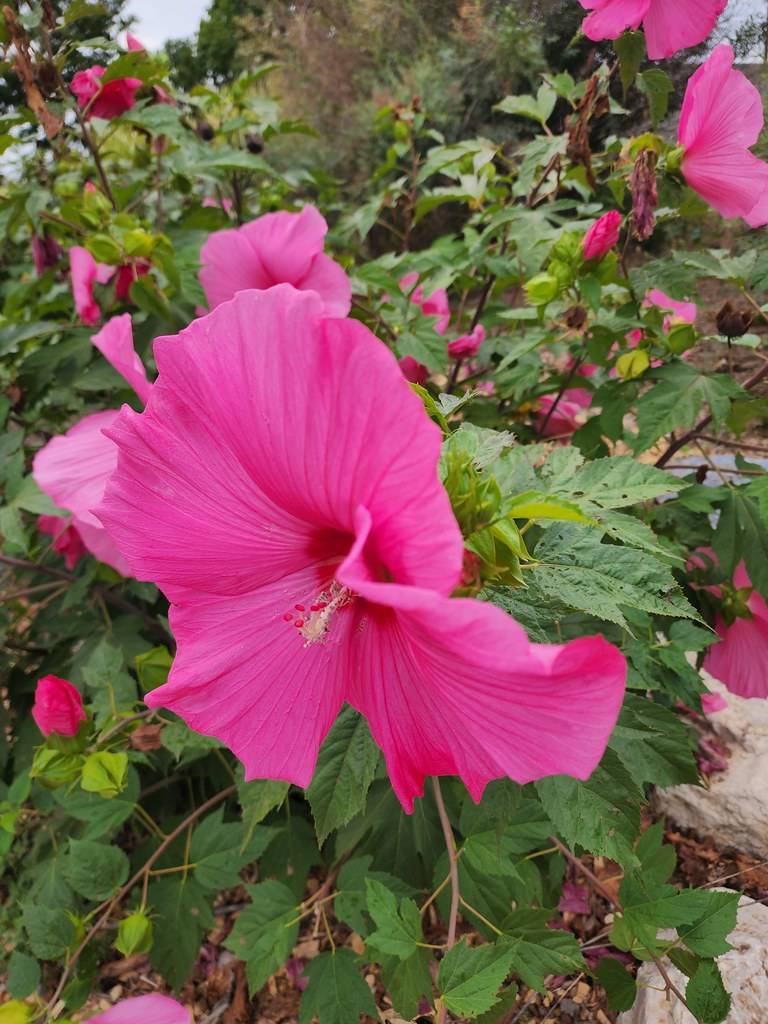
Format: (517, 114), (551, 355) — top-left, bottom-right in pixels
(536, 749), (642, 867)
(637, 69), (673, 126)
(133, 646), (172, 691)
(22, 904), (75, 961)
(500, 911), (587, 993)
(238, 777), (290, 846)
(7, 950), (41, 999)
(380, 949), (433, 1019)
(299, 949), (377, 1024)
(115, 912), (153, 956)
(190, 807), (274, 891)
(80, 751), (128, 799)
(596, 956), (637, 1012)
(714, 490), (768, 598)
(63, 839), (129, 902)
(438, 940), (516, 1019)
(475, 985), (519, 1024)
(54, 766), (139, 840)
(615, 31), (645, 94)
(149, 876), (214, 989)
(307, 706), (380, 843)
(609, 695), (698, 788)
(550, 455), (680, 508)
(334, 856), (413, 935)
(224, 880), (298, 993)
(676, 891), (739, 958)
(686, 959), (731, 1024)
(81, 639), (137, 725)
(365, 878), (424, 960)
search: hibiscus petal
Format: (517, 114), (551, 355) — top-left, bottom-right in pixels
(299, 251), (352, 317)
(33, 410), (129, 574)
(643, 0), (726, 60)
(91, 314), (152, 404)
(339, 528), (626, 811)
(683, 146), (768, 225)
(199, 225), (271, 309)
(145, 566), (349, 786)
(679, 44), (765, 154)
(97, 286), (463, 598)
(86, 994), (190, 1024)
(705, 614), (768, 699)
(580, 0), (649, 41)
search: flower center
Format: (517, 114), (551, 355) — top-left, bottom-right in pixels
(282, 580), (355, 647)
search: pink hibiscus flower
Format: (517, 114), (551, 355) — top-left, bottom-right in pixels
(70, 65), (142, 121)
(33, 316), (151, 576)
(114, 259), (151, 302)
(535, 388), (593, 438)
(70, 246), (115, 326)
(448, 324), (486, 360)
(86, 994), (190, 1024)
(679, 44), (768, 228)
(37, 514), (87, 569)
(199, 205), (351, 316)
(704, 562), (768, 699)
(578, 0), (727, 61)
(645, 288), (697, 329)
(96, 286), (626, 811)
(582, 210), (621, 261)
(400, 271), (451, 335)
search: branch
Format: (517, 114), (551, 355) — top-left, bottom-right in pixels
(432, 778), (460, 948)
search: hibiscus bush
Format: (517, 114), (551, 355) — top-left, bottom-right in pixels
(3, 2), (768, 1023)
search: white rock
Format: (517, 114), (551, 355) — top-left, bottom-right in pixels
(618, 894), (768, 1024)
(653, 673), (768, 858)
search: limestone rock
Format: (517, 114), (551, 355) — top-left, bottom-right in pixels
(617, 894), (768, 1024)
(653, 674), (768, 858)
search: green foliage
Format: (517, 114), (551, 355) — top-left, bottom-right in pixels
(437, 940), (516, 1018)
(299, 949), (377, 1024)
(225, 881), (298, 992)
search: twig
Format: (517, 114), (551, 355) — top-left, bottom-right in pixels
(432, 778), (460, 948)
(42, 784), (237, 1019)
(536, 356), (585, 439)
(697, 434), (768, 456)
(1, 580), (63, 602)
(92, 708), (155, 749)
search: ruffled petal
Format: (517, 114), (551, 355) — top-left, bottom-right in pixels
(683, 146), (768, 225)
(33, 410), (129, 574)
(580, 0), (649, 41)
(644, 0), (726, 60)
(679, 45), (764, 154)
(199, 225), (272, 309)
(86, 994), (190, 1024)
(97, 286), (463, 599)
(145, 566), (349, 786)
(91, 314), (152, 404)
(339, 526), (626, 811)
(299, 252), (352, 317)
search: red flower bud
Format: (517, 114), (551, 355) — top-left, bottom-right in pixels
(32, 675), (86, 738)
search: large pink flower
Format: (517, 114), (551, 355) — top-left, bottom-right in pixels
(199, 205), (351, 316)
(704, 562), (768, 699)
(33, 316), (151, 575)
(679, 44), (768, 228)
(70, 65), (142, 120)
(96, 286), (625, 810)
(86, 994), (190, 1024)
(578, 1), (727, 61)
(70, 246), (115, 326)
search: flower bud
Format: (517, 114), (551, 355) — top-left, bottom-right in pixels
(32, 676), (86, 738)
(245, 133), (264, 154)
(716, 301), (752, 340)
(116, 912), (154, 956)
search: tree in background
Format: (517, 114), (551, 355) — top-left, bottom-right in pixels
(165, 0), (263, 90)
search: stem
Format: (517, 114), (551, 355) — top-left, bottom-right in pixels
(42, 784), (237, 1020)
(92, 708), (155, 749)
(432, 778), (460, 948)
(536, 356), (584, 439)
(1, 581), (63, 602)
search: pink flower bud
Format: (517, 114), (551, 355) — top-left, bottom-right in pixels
(32, 676), (86, 738)
(399, 355), (428, 385)
(582, 210), (622, 261)
(447, 324), (486, 360)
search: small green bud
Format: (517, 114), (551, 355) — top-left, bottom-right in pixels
(80, 751), (128, 799)
(30, 747), (83, 789)
(134, 646), (173, 692)
(116, 912), (154, 956)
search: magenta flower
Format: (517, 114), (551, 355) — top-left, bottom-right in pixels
(202, 196), (234, 216)
(33, 316), (151, 575)
(400, 271), (451, 335)
(582, 210), (621, 261)
(701, 691), (728, 714)
(126, 32), (145, 51)
(114, 259), (151, 302)
(70, 65), (142, 120)
(86, 995), (190, 1024)
(645, 288), (697, 328)
(578, 0), (727, 61)
(399, 354), (429, 385)
(536, 389), (593, 438)
(70, 246), (115, 326)
(32, 675), (86, 738)
(97, 286), (625, 810)
(448, 324), (486, 360)
(38, 514), (87, 570)
(199, 205), (351, 316)
(704, 562), (768, 700)
(679, 44), (768, 228)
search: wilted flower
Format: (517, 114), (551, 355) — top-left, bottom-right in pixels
(97, 286), (626, 811)
(578, 0), (727, 61)
(199, 205), (351, 316)
(582, 210), (621, 261)
(37, 514), (87, 569)
(630, 149), (658, 241)
(716, 301), (752, 340)
(448, 324), (486, 360)
(31, 232), (63, 276)
(32, 675), (86, 738)
(679, 44), (768, 228)
(85, 994), (190, 1024)
(34, 315), (151, 574)
(70, 65), (142, 120)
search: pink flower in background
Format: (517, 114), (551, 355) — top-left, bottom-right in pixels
(679, 44), (768, 228)
(114, 259), (151, 302)
(448, 324), (486, 359)
(701, 691), (728, 714)
(199, 205), (351, 316)
(32, 233), (63, 276)
(32, 675), (86, 738)
(399, 354), (428, 385)
(97, 286), (626, 811)
(645, 288), (697, 327)
(33, 316), (151, 576)
(536, 388), (592, 438)
(70, 65), (142, 120)
(400, 271), (451, 334)
(86, 994), (190, 1024)
(126, 32), (145, 51)
(37, 515), (87, 569)
(70, 246), (115, 326)
(704, 562), (768, 699)
(579, 0), (727, 61)
(582, 210), (621, 261)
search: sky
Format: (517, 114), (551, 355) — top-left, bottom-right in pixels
(124, 0), (210, 49)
